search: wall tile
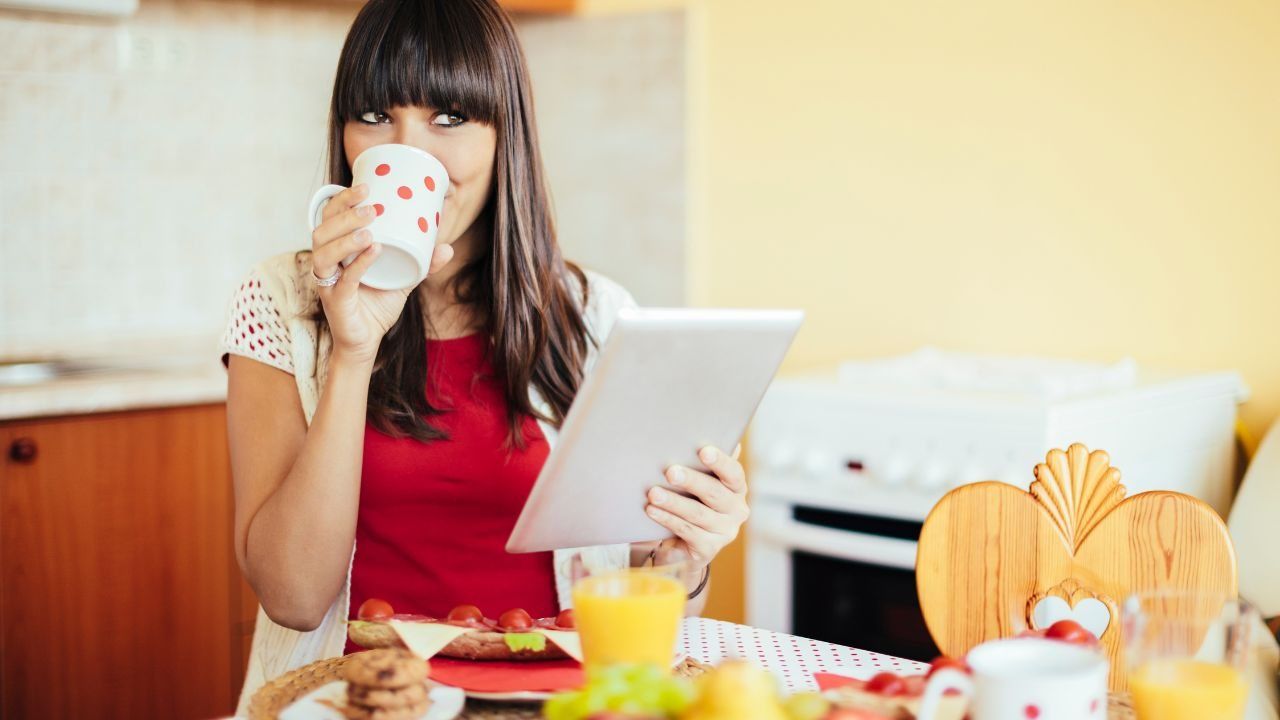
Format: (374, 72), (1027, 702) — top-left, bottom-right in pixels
(0, 0), (686, 358)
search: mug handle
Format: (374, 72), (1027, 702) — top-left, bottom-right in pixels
(307, 184), (347, 231)
(917, 668), (973, 720)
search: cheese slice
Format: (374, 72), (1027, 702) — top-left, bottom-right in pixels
(388, 620), (474, 659)
(534, 628), (583, 663)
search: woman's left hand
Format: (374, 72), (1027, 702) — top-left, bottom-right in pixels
(645, 445), (750, 571)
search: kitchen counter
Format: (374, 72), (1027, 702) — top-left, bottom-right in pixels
(0, 336), (228, 421)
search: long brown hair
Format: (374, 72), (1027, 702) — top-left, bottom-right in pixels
(310, 0), (592, 445)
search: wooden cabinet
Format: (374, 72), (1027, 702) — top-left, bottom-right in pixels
(1, 404), (256, 719)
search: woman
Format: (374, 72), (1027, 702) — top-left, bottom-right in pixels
(220, 0), (749, 710)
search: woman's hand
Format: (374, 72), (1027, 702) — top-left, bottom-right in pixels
(311, 183), (454, 363)
(644, 445), (749, 572)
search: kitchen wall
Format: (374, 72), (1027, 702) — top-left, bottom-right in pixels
(694, 0), (1280, 442)
(0, 0), (685, 358)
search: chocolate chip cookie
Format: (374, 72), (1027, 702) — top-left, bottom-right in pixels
(343, 648), (429, 689)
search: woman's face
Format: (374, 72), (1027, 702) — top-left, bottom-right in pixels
(344, 105), (497, 254)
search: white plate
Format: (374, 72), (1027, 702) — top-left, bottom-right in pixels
(280, 681), (465, 720)
(463, 689), (554, 702)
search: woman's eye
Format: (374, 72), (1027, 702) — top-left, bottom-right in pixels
(358, 111), (390, 124)
(433, 113), (467, 127)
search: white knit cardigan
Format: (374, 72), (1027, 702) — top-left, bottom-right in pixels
(221, 251), (634, 715)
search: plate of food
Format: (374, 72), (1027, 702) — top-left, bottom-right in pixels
(280, 648), (465, 720)
(348, 598), (585, 701)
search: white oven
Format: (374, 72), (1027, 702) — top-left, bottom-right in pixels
(745, 350), (1244, 661)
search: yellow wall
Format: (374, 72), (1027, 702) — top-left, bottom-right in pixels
(692, 0), (1280, 623)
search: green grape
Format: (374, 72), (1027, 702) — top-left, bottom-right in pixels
(628, 683), (663, 712)
(542, 693), (583, 720)
(783, 692), (831, 720)
(658, 679), (694, 714)
(543, 664), (696, 720)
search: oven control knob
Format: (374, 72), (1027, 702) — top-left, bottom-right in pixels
(800, 450), (831, 480)
(953, 466), (985, 487)
(880, 457), (910, 486)
(758, 445), (797, 473)
(916, 463), (949, 489)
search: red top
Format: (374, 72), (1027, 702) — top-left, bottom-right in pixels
(345, 333), (558, 653)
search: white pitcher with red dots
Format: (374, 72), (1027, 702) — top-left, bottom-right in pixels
(917, 637), (1109, 720)
(308, 143), (450, 291)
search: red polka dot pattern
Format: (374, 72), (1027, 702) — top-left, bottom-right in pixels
(397, 186), (413, 199)
(220, 272), (293, 375)
(375, 163), (391, 176)
(373, 203), (384, 216)
(435, 211), (440, 226)
(1025, 705), (1041, 719)
(676, 618), (927, 694)
(418, 217), (429, 233)
(424, 176), (436, 192)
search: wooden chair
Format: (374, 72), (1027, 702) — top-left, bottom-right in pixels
(915, 443), (1238, 690)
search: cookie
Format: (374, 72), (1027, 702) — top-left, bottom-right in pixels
(343, 648), (429, 689)
(347, 680), (429, 710)
(341, 699), (430, 720)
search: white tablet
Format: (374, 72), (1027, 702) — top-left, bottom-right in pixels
(506, 307), (803, 553)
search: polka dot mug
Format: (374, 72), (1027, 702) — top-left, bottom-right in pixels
(918, 637), (1108, 720)
(308, 143), (450, 291)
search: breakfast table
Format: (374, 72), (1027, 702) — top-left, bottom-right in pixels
(246, 617), (1136, 719)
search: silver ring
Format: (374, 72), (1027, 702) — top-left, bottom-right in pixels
(312, 266), (342, 287)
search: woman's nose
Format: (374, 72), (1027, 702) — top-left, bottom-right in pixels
(391, 126), (440, 158)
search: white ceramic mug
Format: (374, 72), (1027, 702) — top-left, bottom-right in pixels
(918, 638), (1109, 720)
(308, 143), (449, 291)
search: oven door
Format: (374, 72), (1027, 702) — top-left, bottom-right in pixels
(749, 501), (940, 662)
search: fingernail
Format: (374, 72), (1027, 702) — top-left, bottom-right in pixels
(700, 447), (717, 464)
(358, 230), (372, 242)
(651, 487), (668, 503)
(646, 506), (661, 519)
(669, 467), (685, 485)
(355, 183), (369, 194)
(358, 205), (373, 216)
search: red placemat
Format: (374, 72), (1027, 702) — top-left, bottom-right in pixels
(813, 672), (865, 692)
(428, 657), (585, 693)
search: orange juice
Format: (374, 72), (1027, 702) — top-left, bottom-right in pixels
(1129, 659), (1248, 720)
(572, 570), (686, 672)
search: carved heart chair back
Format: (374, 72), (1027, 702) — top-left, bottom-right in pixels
(915, 444), (1237, 690)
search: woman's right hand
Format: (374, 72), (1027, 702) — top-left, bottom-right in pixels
(310, 184), (454, 363)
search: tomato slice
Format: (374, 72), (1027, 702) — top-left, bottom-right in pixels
(553, 609), (576, 630)
(445, 604), (485, 625)
(497, 608), (534, 631)
(356, 598), (394, 621)
(864, 672), (907, 696)
(1045, 619), (1096, 645)
(927, 656), (969, 677)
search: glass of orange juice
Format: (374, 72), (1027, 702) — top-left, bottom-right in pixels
(570, 543), (694, 673)
(1122, 590), (1256, 720)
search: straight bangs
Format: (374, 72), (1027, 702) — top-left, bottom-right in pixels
(332, 0), (502, 127)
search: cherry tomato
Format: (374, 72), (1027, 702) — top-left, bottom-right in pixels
(356, 598), (394, 621)
(927, 656), (970, 677)
(554, 609), (576, 629)
(865, 672), (907, 696)
(1045, 619), (1096, 645)
(498, 608), (534, 631)
(446, 605), (485, 624)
